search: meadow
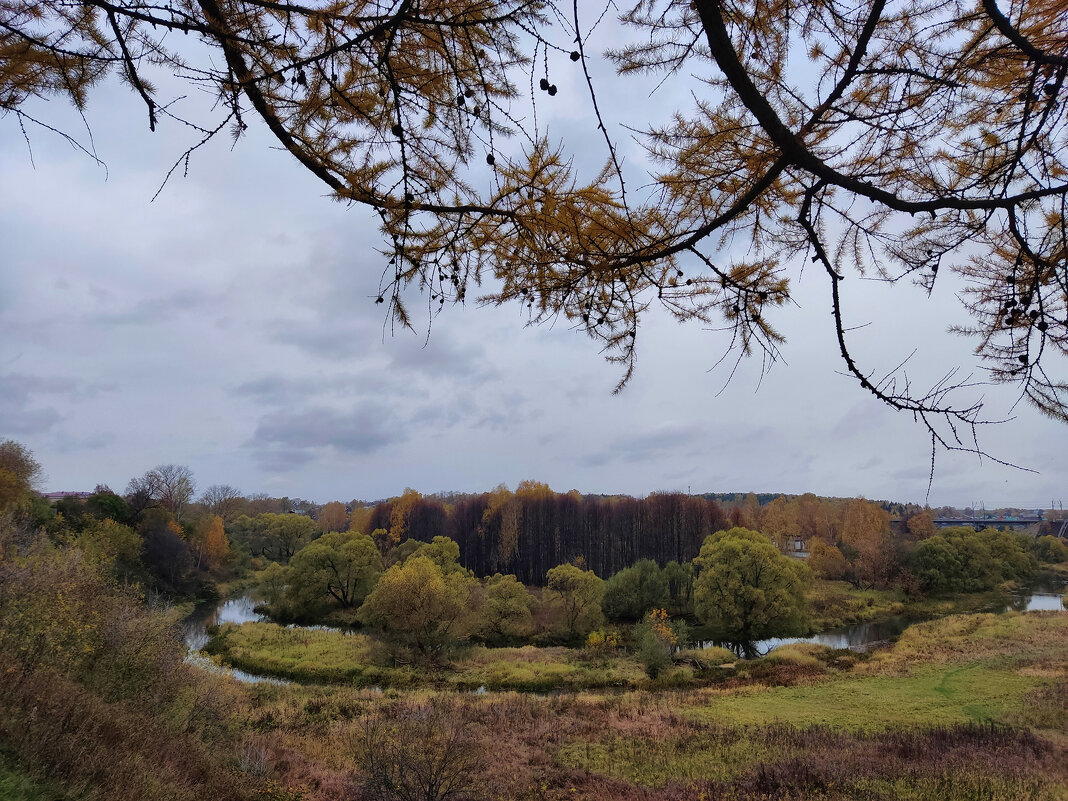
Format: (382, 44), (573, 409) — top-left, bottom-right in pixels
(214, 611), (1067, 801)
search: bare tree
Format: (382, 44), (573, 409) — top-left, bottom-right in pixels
(125, 464), (196, 521)
(199, 483), (244, 520)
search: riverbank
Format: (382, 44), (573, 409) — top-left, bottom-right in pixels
(194, 574), (1066, 689)
(232, 611), (1068, 801)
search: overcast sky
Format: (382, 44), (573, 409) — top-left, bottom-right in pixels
(2, 34), (1065, 510)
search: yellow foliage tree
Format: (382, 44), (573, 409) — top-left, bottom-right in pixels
(388, 488), (422, 544)
(191, 515), (230, 570)
(348, 505), (374, 536)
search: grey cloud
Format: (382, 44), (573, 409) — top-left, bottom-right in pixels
(232, 370), (416, 407)
(0, 373), (112, 436)
(580, 425), (701, 468)
(87, 288), (215, 326)
(253, 447), (319, 473)
(388, 334), (498, 382)
(53, 432), (116, 453)
(268, 319), (378, 360)
(471, 391), (539, 432)
(233, 376), (305, 403)
(0, 405), (61, 435)
(1, 373), (78, 399)
(891, 463), (936, 486)
(855, 456), (883, 471)
(251, 402), (404, 457)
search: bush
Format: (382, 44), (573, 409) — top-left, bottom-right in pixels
(586, 628), (621, 655)
(674, 645), (736, 668)
(354, 703), (481, 801)
(764, 642), (832, 667)
(633, 609), (687, 678)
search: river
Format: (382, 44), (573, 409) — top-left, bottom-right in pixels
(740, 576), (1066, 655)
(181, 595), (287, 684)
(183, 579), (1066, 684)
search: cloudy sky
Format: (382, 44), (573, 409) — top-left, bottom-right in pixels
(2, 31), (1065, 509)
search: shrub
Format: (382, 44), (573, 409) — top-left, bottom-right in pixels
(586, 629), (621, 655)
(354, 703), (481, 801)
(764, 642), (831, 667)
(674, 645), (736, 668)
(634, 609), (687, 678)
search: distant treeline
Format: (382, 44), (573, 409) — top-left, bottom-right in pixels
(358, 483), (731, 584)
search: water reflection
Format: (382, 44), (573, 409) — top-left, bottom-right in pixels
(1001, 593), (1065, 612)
(182, 595), (265, 650)
(183, 650), (288, 685)
(180, 595), (289, 684)
(752, 616), (913, 655)
(704, 578), (1067, 658)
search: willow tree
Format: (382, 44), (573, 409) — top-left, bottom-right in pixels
(4, 0), (1067, 449)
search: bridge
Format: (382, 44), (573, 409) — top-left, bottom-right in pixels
(932, 517), (1043, 531)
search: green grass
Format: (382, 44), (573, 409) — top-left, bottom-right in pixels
(873, 611), (1068, 670)
(449, 645), (648, 691)
(207, 624), (655, 690)
(684, 664), (1041, 730)
(681, 613), (1068, 731)
(552, 612), (1067, 797)
(0, 759), (73, 801)
(204, 622), (410, 685)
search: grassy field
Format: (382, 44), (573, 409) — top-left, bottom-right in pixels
(205, 622), (657, 690)
(547, 612), (1067, 796)
(210, 610), (1067, 801)
(683, 664), (1039, 729)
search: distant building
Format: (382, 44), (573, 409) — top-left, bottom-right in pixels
(41, 491), (93, 501)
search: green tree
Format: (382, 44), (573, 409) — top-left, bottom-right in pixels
(78, 518), (143, 582)
(258, 561), (289, 608)
(411, 535), (465, 574)
(634, 608), (687, 679)
(544, 563), (604, 641)
(85, 489), (130, 524)
(911, 527), (1035, 594)
(479, 573), (533, 642)
(693, 528), (808, 649)
(359, 555), (477, 655)
(256, 513), (319, 562)
(287, 531), (382, 611)
(662, 560), (694, 615)
(1034, 535), (1068, 564)
(601, 559), (668, 622)
(0, 440), (43, 491)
